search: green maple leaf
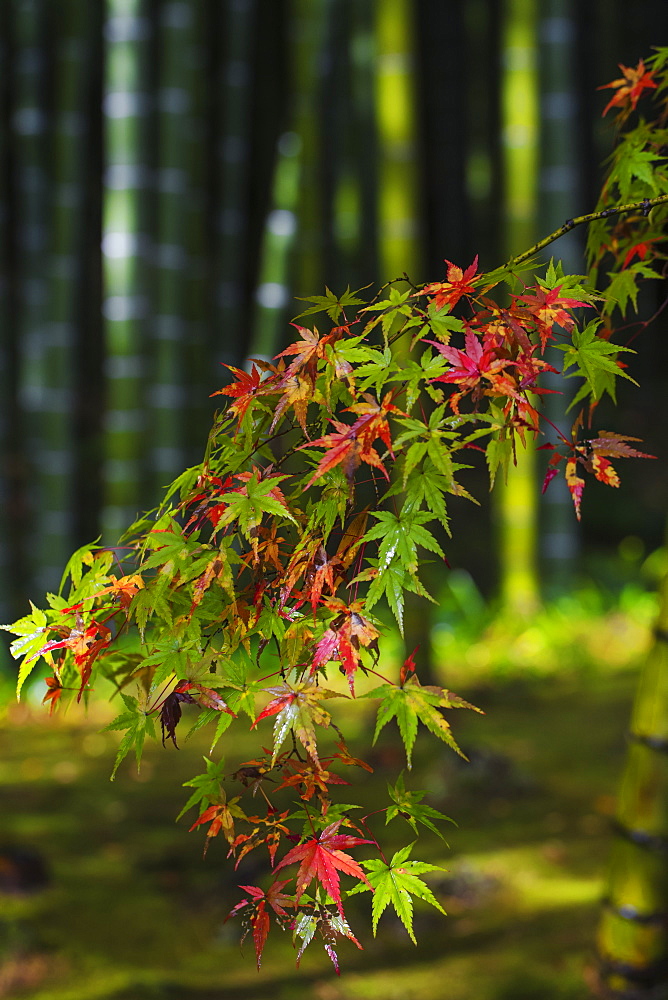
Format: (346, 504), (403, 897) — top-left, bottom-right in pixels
(176, 756), (227, 821)
(103, 694), (157, 780)
(252, 680), (340, 764)
(386, 772), (456, 840)
(364, 676), (482, 768)
(363, 509), (444, 577)
(364, 559), (433, 634)
(558, 320), (637, 400)
(292, 284), (368, 322)
(219, 475), (297, 539)
(604, 263), (658, 318)
(348, 844), (445, 944)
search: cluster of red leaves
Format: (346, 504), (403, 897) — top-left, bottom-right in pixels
(423, 279), (590, 440)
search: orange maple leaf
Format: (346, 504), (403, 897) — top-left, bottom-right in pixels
(420, 255), (479, 310)
(513, 285), (592, 351)
(599, 59), (657, 117)
(211, 364), (269, 425)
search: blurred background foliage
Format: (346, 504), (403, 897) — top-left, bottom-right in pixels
(0, 0), (666, 632)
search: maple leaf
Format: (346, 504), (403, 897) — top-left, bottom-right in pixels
(420, 256), (479, 310)
(599, 59), (657, 117)
(103, 693), (157, 779)
(558, 320), (637, 401)
(427, 330), (510, 412)
(211, 364), (268, 425)
(252, 681), (340, 764)
(86, 573), (144, 609)
(188, 554), (233, 614)
(586, 430), (655, 462)
(230, 806), (292, 867)
(513, 284), (592, 352)
(299, 393), (403, 487)
(269, 373), (313, 432)
(348, 843), (445, 944)
(565, 457), (585, 520)
(591, 454), (620, 488)
(226, 879), (295, 969)
(42, 675), (64, 714)
(274, 819), (373, 916)
(189, 791), (247, 856)
(311, 599), (379, 695)
(27, 613), (112, 701)
(292, 903), (362, 974)
(622, 238), (660, 270)
(386, 772), (456, 840)
(366, 675), (482, 768)
(160, 681), (236, 747)
(276, 758), (349, 810)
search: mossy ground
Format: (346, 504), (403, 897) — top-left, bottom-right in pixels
(0, 652), (640, 1000)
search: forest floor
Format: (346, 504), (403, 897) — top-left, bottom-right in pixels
(0, 591), (652, 999)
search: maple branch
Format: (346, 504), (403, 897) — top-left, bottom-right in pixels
(508, 194), (668, 268)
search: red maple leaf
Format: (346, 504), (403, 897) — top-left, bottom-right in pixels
(513, 285), (592, 351)
(211, 364), (269, 425)
(428, 330), (510, 412)
(274, 819), (373, 916)
(622, 238), (660, 270)
(420, 255), (479, 310)
(599, 59), (657, 117)
(311, 599), (379, 695)
(226, 879), (295, 969)
(29, 613), (112, 701)
(299, 393), (403, 487)
(42, 675), (64, 714)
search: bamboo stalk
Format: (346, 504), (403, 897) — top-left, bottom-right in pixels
(101, 0), (153, 543)
(147, 0), (195, 494)
(374, 0), (432, 678)
(495, 0), (540, 617)
(40, 0), (95, 585)
(596, 562), (668, 997)
(12, 0), (54, 593)
(289, 0), (329, 300)
(537, 0), (581, 594)
(374, 0), (421, 285)
(0, 0), (11, 627)
(247, 0), (329, 362)
(213, 0), (256, 373)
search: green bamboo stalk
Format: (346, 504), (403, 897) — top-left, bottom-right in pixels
(347, 0), (378, 282)
(247, 0), (329, 362)
(374, 0), (421, 284)
(0, 1), (10, 626)
(147, 0), (196, 494)
(214, 0), (256, 371)
(39, 1), (94, 588)
(373, 0), (431, 679)
(101, 0), (152, 543)
(12, 0), (54, 593)
(537, 0), (582, 594)
(495, 0), (540, 617)
(596, 559), (668, 997)
(289, 0), (329, 300)
(247, 130), (302, 361)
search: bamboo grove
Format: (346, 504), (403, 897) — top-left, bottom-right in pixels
(3, 52), (668, 974)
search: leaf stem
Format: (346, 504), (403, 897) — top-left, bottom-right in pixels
(507, 194), (668, 268)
